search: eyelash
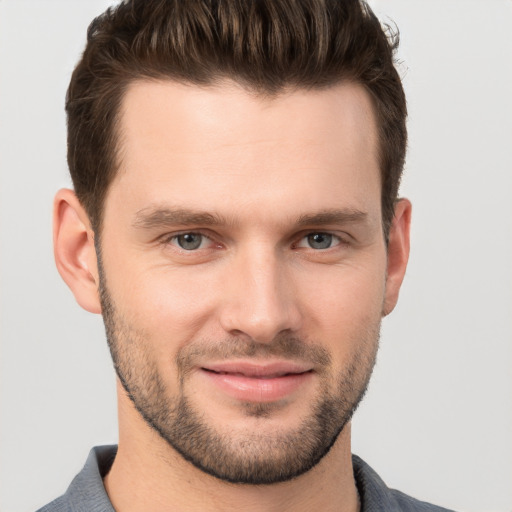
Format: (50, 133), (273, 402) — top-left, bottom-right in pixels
(160, 230), (218, 250)
(159, 230), (350, 252)
(293, 232), (345, 250)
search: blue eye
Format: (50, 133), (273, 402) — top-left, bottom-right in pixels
(295, 232), (342, 250)
(307, 233), (333, 249)
(175, 233), (204, 250)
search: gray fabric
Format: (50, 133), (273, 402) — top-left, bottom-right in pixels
(36, 445), (456, 511)
(37, 446), (116, 512)
(351, 454), (455, 512)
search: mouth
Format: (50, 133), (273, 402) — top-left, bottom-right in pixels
(199, 361), (314, 403)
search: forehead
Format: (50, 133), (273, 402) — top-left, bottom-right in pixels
(106, 79), (381, 225)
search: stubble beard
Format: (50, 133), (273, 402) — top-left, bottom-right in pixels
(98, 264), (380, 485)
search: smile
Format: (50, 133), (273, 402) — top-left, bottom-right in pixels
(199, 361), (314, 403)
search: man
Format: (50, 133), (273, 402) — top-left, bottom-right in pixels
(38, 0), (453, 510)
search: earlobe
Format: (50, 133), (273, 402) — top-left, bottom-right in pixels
(53, 189), (101, 314)
(382, 198), (412, 316)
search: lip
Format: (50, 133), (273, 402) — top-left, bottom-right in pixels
(199, 360), (314, 403)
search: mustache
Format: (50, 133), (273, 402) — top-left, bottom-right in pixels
(176, 334), (332, 373)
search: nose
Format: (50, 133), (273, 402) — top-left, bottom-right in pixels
(219, 246), (302, 343)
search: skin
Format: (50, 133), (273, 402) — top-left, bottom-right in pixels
(53, 80), (411, 512)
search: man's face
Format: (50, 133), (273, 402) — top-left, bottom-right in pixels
(99, 80), (389, 484)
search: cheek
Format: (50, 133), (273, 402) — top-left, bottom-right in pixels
(296, 260), (386, 359)
(299, 259), (386, 322)
(107, 263), (222, 345)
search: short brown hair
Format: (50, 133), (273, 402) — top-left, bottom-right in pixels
(66, 0), (406, 237)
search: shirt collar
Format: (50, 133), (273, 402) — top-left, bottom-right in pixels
(59, 445), (409, 511)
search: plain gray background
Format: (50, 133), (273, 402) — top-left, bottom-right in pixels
(1, 1), (511, 511)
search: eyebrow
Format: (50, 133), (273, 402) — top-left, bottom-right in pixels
(133, 207), (229, 229)
(132, 206), (368, 230)
(296, 209), (368, 227)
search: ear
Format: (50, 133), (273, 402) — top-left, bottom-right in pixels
(382, 198), (412, 316)
(53, 189), (101, 314)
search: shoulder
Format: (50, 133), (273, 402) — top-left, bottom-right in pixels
(352, 454), (457, 512)
(387, 488), (456, 512)
(35, 495), (70, 512)
(34, 445), (117, 512)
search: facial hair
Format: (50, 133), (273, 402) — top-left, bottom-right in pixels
(98, 260), (379, 485)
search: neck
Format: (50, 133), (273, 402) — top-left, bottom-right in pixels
(104, 387), (360, 512)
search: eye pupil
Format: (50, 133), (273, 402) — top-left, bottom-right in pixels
(307, 233), (332, 249)
(177, 233), (202, 250)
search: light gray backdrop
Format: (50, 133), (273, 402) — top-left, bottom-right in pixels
(1, 1), (511, 511)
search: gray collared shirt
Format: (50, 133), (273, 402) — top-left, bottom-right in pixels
(36, 445), (455, 512)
